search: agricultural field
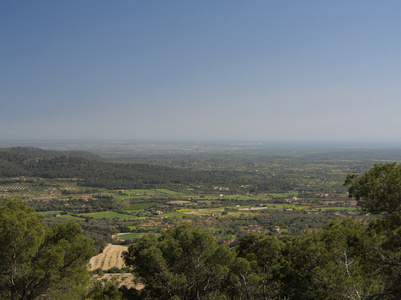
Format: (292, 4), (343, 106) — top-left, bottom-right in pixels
(89, 244), (140, 289)
(89, 244), (128, 271)
(78, 211), (138, 220)
(114, 232), (147, 240)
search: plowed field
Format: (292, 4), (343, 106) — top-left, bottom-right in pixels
(89, 244), (128, 271)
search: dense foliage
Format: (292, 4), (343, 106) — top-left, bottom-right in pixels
(345, 162), (401, 214)
(123, 223), (234, 300)
(0, 199), (97, 300)
(123, 218), (401, 299)
(2, 146), (101, 160)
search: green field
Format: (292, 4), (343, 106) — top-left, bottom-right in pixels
(155, 189), (181, 195)
(268, 192), (299, 198)
(36, 210), (63, 215)
(320, 206), (357, 211)
(78, 211), (137, 219)
(58, 214), (87, 221)
(130, 202), (162, 209)
(163, 212), (193, 218)
(115, 233), (145, 240)
(128, 225), (155, 230)
(122, 188), (180, 195)
(124, 209), (143, 213)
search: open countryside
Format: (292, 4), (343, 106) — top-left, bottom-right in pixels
(2, 144), (401, 298)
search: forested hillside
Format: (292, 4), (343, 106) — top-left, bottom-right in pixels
(0, 148), (293, 191)
(1, 146), (101, 160)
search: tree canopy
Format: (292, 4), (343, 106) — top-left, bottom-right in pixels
(123, 218), (397, 300)
(0, 199), (96, 300)
(345, 162), (401, 214)
(123, 223), (234, 300)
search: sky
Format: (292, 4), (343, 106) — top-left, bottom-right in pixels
(1, 1), (401, 144)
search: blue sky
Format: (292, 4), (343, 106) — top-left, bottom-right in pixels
(1, 1), (401, 143)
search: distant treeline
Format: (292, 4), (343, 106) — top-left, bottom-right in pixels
(1, 146), (101, 160)
(0, 147), (294, 191)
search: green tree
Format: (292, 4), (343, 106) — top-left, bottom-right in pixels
(278, 219), (383, 300)
(345, 162), (401, 214)
(345, 163), (401, 298)
(0, 199), (96, 299)
(123, 223), (234, 300)
(86, 279), (123, 300)
(365, 214), (401, 299)
(313, 219), (383, 299)
(227, 233), (283, 299)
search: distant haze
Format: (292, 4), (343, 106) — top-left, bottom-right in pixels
(2, 1), (401, 144)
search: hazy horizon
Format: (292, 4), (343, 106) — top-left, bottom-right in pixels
(2, 139), (401, 151)
(2, 1), (401, 143)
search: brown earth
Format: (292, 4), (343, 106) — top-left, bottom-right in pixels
(89, 244), (144, 289)
(88, 244), (128, 271)
(167, 200), (190, 204)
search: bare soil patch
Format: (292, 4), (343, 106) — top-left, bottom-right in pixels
(167, 200), (190, 204)
(89, 244), (128, 271)
(89, 244), (144, 290)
